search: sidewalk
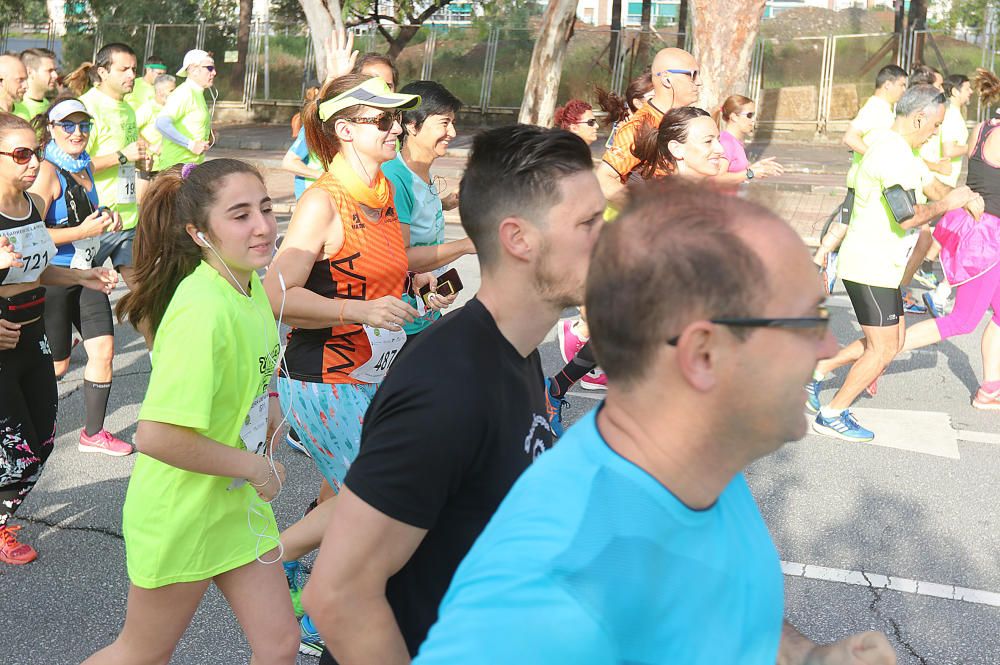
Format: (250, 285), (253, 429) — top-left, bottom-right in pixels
(214, 123), (849, 245)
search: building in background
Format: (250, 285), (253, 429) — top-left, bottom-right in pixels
(576, 0), (897, 28)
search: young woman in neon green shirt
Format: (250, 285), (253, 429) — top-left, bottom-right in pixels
(84, 158), (298, 664)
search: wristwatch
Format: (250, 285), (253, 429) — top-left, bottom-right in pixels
(746, 168), (755, 181)
(117, 151), (128, 165)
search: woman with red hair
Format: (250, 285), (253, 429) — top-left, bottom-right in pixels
(554, 99), (598, 146)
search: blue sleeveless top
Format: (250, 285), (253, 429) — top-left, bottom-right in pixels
(44, 164), (100, 267)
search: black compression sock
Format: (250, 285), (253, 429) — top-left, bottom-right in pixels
(550, 341), (598, 398)
(83, 380), (112, 436)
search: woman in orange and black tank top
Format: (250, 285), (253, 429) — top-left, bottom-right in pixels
(262, 74), (452, 576)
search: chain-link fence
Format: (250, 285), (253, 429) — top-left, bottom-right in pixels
(2, 19), (997, 129)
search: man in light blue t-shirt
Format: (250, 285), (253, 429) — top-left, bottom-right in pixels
(415, 184), (897, 665)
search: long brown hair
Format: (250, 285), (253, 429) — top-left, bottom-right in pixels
(633, 106), (711, 179)
(117, 159), (265, 337)
(303, 73), (372, 170)
(595, 72), (654, 126)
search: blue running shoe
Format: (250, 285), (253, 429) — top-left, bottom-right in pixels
(544, 377), (568, 438)
(284, 560), (305, 618)
(812, 410), (874, 442)
(914, 268), (939, 290)
(805, 379), (822, 414)
(299, 614), (325, 657)
(286, 428), (312, 458)
(922, 292), (943, 318)
(902, 290), (927, 315)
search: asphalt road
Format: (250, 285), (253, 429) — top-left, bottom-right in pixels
(3, 223), (999, 665)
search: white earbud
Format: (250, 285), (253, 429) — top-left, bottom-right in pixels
(196, 231), (209, 246)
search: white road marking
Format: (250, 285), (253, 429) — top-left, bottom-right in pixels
(782, 561), (1000, 608)
(957, 429), (1000, 445)
(810, 407), (961, 459)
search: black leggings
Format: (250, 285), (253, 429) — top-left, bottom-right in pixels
(42, 284), (114, 361)
(0, 318), (58, 527)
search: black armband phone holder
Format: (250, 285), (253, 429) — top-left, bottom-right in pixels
(883, 184), (917, 224)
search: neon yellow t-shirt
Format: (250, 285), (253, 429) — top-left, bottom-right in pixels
(921, 104), (968, 188)
(135, 100), (164, 171)
(125, 76), (155, 112)
(846, 96), (895, 190)
(80, 87), (139, 230)
(158, 80), (211, 170)
(12, 96), (50, 122)
(123, 262), (281, 588)
(838, 129), (933, 289)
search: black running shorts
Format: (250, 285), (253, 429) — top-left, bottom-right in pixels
(843, 279), (903, 327)
(42, 284), (114, 361)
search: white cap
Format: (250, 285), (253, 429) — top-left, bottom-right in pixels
(48, 99), (91, 123)
(177, 49), (211, 77)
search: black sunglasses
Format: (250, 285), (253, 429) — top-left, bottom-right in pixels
(348, 110), (402, 132)
(667, 305), (830, 346)
(0, 147), (43, 165)
(578, 118), (598, 127)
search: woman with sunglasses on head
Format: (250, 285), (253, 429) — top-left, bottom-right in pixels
(384, 79), (474, 340)
(262, 74), (451, 655)
(554, 99), (599, 147)
(0, 112), (117, 565)
(710, 95), (783, 192)
(28, 97), (133, 456)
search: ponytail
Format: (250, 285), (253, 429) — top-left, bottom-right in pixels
(117, 159), (264, 337)
(632, 106), (712, 180)
(595, 87), (629, 126)
(973, 68), (1000, 107)
(304, 72), (370, 170)
(64, 62), (93, 95)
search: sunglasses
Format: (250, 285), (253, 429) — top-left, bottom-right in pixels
(577, 118), (598, 127)
(738, 111), (755, 120)
(53, 120), (92, 134)
(348, 110), (403, 132)
(666, 305), (830, 346)
(0, 147), (43, 165)
(198, 65), (216, 73)
(656, 68), (701, 83)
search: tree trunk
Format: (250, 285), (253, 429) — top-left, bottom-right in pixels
(231, 0), (253, 91)
(676, 0), (688, 48)
(386, 25), (421, 59)
(609, 0), (621, 70)
(637, 0), (652, 61)
(908, 0), (928, 65)
(689, 0), (765, 113)
(297, 0), (343, 81)
(518, 0), (579, 126)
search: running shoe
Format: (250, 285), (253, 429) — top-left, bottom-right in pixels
(284, 560), (306, 618)
(902, 290), (927, 315)
(812, 410), (875, 442)
(0, 524), (37, 565)
(805, 379), (822, 414)
(78, 429), (135, 456)
(285, 428), (312, 458)
(913, 268), (939, 290)
(544, 377), (568, 438)
(580, 367), (608, 391)
(557, 319), (587, 365)
(819, 250), (838, 295)
(922, 291), (944, 319)
(299, 614), (325, 657)
(972, 386), (1000, 411)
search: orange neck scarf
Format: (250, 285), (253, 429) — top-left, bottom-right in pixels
(330, 152), (392, 210)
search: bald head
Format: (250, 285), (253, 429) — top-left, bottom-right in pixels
(650, 48), (700, 109)
(0, 54), (28, 108)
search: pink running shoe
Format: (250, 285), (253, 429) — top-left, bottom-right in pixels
(79, 429), (135, 456)
(580, 368), (608, 391)
(557, 319), (588, 364)
(972, 386), (1000, 411)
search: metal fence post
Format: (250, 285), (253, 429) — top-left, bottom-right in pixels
(196, 19), (207, 50)
(0, 22), (8, 53)
(263, 19), (271, 100)
(302, 35), (315, 98)
(143, 23), (154, 62)
(478, 26), (499, 115)
(92, 25), (102, 61)
(421, 27), (436, 80)
(818, 35), (833, 136)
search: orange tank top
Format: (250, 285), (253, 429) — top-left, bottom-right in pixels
(282, 172), (409, 385)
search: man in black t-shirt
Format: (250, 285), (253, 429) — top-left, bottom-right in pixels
(303, 125), (607, 664)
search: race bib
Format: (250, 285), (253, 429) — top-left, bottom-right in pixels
(2, 222), (56, 285)
(117, 164), (136, 204)
(349, 324), (406, 383)
(70, 237), (100, 270)
(239, 392), (269, 456)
